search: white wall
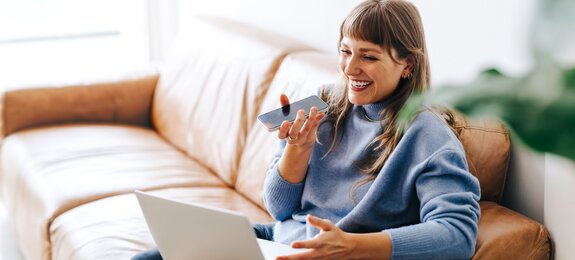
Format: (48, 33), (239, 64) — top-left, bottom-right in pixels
(175, 0), (537, 86)
(546, 155), (575, 260)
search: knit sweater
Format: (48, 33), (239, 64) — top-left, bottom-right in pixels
(263, 100), (481, 259)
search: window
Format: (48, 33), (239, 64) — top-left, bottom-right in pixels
(0, 0), (149, 87)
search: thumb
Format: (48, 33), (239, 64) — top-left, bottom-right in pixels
(280, 93), (290, 107)
(307, 215), (333, 232)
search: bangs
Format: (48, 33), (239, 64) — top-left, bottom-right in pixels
(340, 2), (391, 47)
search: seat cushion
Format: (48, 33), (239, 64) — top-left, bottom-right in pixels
(474, 201), (551, 259)
(49, 187), (272, 260)
(0, 124), (225, 260)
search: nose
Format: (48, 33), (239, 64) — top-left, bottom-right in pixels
(343, 56), (361, 76)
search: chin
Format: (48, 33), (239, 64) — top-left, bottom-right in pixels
(348, 95), (368, 106)
(347, 86), (373, 105)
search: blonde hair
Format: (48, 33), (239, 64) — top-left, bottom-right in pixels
(320, 0), (430, 199)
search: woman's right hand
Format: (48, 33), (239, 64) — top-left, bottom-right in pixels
(277, 93), (325, 150)
(276, 93), (325, 184)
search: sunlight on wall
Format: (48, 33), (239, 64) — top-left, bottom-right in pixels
(0, 0), (149, 88)
(175, 0), (537, 86)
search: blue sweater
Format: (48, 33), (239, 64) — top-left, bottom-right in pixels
(263, 100), (481, 259)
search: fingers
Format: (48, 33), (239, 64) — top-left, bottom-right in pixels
(306, 215), (333, 232)
(280, 93), (290, 107)
(298, 107), (317, 138)
(291, 237), (320, 249)
(276, 249), (316, 260)
(275, 95), (325, 146)
(308, 111), (325, 136)
(288, 109), (306, 140)
(278, 120), (290, 139)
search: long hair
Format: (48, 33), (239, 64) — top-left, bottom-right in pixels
(320, 0), (430, 197)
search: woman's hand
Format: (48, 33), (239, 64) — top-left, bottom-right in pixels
(276, 93), (325, 183)
(276, 215), (356, 260)
(277, 94), (325, 150)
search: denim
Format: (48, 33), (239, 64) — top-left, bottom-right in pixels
(131, 223), (276, 260)
(252, 222), (275, 241)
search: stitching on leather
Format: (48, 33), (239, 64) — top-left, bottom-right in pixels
(455, 125), (509, 134)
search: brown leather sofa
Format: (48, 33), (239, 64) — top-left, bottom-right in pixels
(0, 17), (551, 260)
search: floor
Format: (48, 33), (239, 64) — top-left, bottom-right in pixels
(0, 200), (24, 260)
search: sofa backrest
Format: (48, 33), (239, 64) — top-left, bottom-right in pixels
(452, 115), (511, 203)
(237, 51), (511, 209)
(151, 17), (309, 185)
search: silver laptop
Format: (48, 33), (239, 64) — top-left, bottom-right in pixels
(135, 190), (306, 260)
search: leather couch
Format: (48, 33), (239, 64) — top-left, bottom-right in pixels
(0, 17), (551, 260)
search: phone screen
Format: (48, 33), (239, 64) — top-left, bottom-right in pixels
(257, 95), (328, 131)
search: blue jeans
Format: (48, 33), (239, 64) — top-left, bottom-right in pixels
(131, 223), (275, 260)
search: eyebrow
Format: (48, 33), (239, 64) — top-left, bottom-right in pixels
(359, 48), (383, 54)
(340, 43), (383, 54)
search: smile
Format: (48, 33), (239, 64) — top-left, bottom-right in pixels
(350, 80), (373, 91)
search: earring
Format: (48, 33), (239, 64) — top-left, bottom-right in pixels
(402, 71), (412, 79)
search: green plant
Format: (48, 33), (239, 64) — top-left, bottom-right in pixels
(399, 0), (575, 160)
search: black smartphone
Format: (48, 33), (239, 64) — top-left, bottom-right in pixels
(257, 95), (329, 132)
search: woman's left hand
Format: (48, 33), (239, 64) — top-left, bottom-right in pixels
(276, 215), (356, 260)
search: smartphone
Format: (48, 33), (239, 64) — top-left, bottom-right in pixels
(257, 95), (329, 132)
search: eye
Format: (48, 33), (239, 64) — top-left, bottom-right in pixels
(339, 49), (351, 55)
(363, 55), (378, 61)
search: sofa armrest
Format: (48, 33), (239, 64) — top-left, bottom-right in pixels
(1, 69), (159, 137)
(474, 201), (552, 259)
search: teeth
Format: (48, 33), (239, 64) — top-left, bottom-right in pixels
(351, 80), (372, 88)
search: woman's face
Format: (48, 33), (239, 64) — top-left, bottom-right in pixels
(339, 37), (408, 105)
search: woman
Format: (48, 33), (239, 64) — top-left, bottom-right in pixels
(262, 0), (480, 259)
(133, 0), (480, 259)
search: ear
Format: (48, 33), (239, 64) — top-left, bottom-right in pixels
(402, 55), (415, 79)
(405, 55), (415, 72)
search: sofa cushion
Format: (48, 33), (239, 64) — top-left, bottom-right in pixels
(236, 51), (339, 208)
(1, 124), (225, 260)
(49, 187), (272, 260)
(474, 201), (551, 259)
(151, 17), (309, 185)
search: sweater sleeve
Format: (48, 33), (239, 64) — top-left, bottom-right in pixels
(385, 149), (481, 260)
(262, 139), (306, 221)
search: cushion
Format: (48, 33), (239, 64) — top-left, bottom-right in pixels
(49, 187), (272, 260)
(474, 201), (551, 259)
(1, 124), (224, 260)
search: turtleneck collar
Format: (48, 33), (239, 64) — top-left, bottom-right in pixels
(360, 99), (389, 121)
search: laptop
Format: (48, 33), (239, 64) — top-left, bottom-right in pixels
(135, 190), (307, 260)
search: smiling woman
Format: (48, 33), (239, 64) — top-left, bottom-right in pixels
(0, 0), (149, 88)
(338, 38), (408, 105)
